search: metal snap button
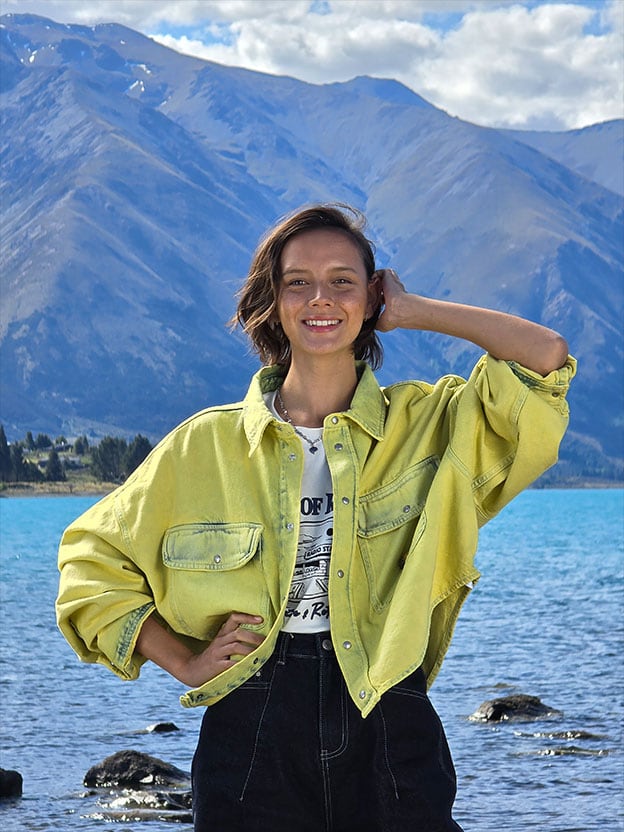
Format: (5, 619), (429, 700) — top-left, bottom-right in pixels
(213, 554), (222, 563)
(331, 416), (339, 424)
(403, 505), (411, 513)
(286, 523), (294, 531)
(359, 690), (367, 699)
(342, 640), (352, 650)
(337, 569), (344, 578)
(321, 639), (333, 652)
(288, 453), (296, 461)
(342, 497), (350, 505)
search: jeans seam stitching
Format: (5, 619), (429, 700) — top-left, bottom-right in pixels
(378, 701), (400, 800)
(323, 678), (349, 760)
(388, 687), (428, 700)
(237, 652), (280, 801)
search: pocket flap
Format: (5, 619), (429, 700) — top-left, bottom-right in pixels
(358, 456), (439, 538)
(162, 523), (263, 570)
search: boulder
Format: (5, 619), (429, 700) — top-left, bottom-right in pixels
(84, 750), (190, 789)
(145, 722), (179, 733)
(470, 693), (562, 722)
(0, 768), (23, 799)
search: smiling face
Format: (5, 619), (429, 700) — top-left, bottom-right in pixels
(277, 228), (378, 365)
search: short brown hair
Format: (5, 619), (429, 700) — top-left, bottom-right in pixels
(231, 203), (383, 368)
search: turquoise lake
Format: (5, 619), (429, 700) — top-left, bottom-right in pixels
(0, 489), (622, 831)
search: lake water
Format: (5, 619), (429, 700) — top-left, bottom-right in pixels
(0, 489), (622, 831)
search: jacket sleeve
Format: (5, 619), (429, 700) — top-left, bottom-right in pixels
(56, 489), (156, 680)
(448, 353), (576, 524)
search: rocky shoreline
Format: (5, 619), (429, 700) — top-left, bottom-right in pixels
(0, 482), (116, 498)
(2, 481), (622, 499)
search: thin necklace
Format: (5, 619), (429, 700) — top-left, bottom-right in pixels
(276, 389), (322, 455)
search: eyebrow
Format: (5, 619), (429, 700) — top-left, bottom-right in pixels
(281, 265), (359, 277)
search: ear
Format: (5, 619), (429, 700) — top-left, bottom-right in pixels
(268, 304), (281, 328)
(366, 273), (382, 319)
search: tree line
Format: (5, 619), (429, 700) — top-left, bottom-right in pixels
(0, 425), (153, 484)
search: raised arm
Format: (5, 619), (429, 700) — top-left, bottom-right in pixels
(375, 269), (568, 377)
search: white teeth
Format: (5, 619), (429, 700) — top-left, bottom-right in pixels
(305, 319), (340, 327)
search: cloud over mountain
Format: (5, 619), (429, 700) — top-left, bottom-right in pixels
(2, 0), (622, 130)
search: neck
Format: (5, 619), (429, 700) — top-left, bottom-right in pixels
(279, 355), (359, 428)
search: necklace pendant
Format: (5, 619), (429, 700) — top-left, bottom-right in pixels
(309, 445), (319, 454)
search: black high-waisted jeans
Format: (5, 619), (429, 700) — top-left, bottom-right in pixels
(192, 631), (463, 832)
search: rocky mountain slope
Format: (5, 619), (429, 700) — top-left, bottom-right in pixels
(1, 13), (622, 482)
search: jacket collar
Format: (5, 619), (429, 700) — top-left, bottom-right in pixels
(243, 362), (388, 454)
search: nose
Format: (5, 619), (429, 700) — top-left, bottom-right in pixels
(308, 283), (334, 307)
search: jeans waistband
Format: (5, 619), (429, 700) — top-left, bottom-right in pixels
(275, 630), (334, 658)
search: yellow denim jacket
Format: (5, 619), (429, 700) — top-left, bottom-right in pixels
(56, 354), (575, 717)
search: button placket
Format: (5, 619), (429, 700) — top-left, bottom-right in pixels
(327, 419), (363, 707)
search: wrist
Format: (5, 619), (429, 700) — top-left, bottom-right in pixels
(168, 648), (197, 685)
(386, 292), (430, 330)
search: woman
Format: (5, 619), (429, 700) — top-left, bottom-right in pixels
(57, 204), (575, 831)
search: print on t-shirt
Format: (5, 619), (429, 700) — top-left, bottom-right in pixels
(285, 491), (333, 627)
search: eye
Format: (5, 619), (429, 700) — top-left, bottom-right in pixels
(285, 278), (307, 287)
(334, 277), (353, 285)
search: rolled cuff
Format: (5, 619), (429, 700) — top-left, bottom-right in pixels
(506, 355), (576, 408)
(56, 599), (154, 680)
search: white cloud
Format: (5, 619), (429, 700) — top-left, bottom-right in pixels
(2, 0), (622, 129)
(417, 3), (624, 129)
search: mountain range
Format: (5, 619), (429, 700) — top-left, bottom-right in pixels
(1, 13), (622, 483)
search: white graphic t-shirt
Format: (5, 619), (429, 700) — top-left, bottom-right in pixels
(266, 391), (333, 633)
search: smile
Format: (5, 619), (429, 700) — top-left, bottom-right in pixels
(304, 319), (341, 327)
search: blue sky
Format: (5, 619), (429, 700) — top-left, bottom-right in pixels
(2, 0), (622, 129)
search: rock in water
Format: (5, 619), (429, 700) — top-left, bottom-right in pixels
(470, 694), (562, 722)
(145, 722), (179, 733)
(0, 768), (23, 799)
(84, 750), (190, 788)
(82, 751), (192, 822)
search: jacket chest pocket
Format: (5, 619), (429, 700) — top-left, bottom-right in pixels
(357, 456), (438, 613)
(161, 522), (268, 638)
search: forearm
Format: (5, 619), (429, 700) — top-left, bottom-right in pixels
(136, 614), (196, 684)
(378, 277), (568, 376)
